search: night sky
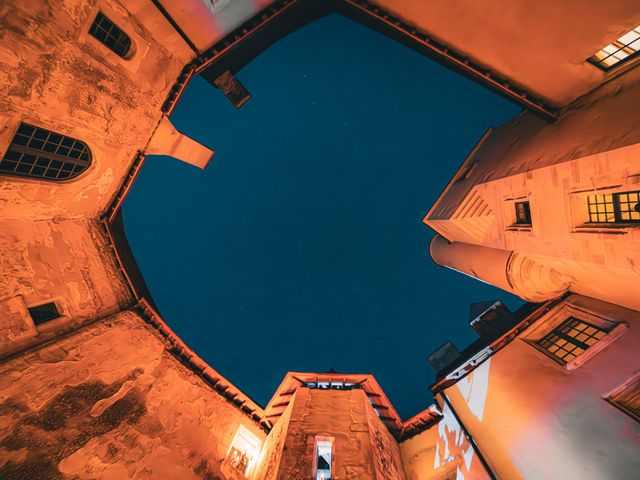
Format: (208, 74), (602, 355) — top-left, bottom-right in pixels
(124, 14), (522, 419)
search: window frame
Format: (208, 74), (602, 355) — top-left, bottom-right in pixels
(88, 11), (133, 58)
(536, 317), (608, 365)
(604, 374), (640, 423)
(313, 436), (334, 480)
(0, 123), (92, 182)
(27, 302), (62, 326)
(514, 201), (532, 226)
(521, 301), (627, 371)
(586, 190), (640, 225)
(588, 25), (640, 71)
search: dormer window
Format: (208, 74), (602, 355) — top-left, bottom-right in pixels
(0, 123), (92, 181)
(589, 25), (640, 71)
(89, 12), (132, 58)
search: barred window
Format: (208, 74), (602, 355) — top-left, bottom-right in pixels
(538, 317), (608, 364)
(514, 201), (532, 225)
(89, 12), (132, 58)
(589, 25), (640, 71)
(587, 191), (640, 223)
(0, 123), (92, 181)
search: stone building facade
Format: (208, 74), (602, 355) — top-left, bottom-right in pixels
(0, 0), (639, 479)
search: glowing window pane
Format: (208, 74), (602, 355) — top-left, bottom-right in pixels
(226, 425), (262, 476)
(589, 25), (640, 70)
(537, 317), (609, 365)
(586, 190), (640, 224)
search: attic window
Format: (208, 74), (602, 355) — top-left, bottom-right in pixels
(0, 123), (92, 181)
(28, 302), (61, 325)
(89, 12), (132, 58)
(314, 436), (333, 480)
(589, 25), (640, 70)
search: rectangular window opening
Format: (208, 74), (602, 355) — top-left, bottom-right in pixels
(537, 317), (609, 365)
(28, 302), (61, 325)
(589, 25), (640, 70)
(226, 425), (262, 477)
(587, 191), (640, 224)
(514, 201), (532, 225)
(314, 436), (333, 480)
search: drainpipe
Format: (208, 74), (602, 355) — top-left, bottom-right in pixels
(150, 0), (200, 56)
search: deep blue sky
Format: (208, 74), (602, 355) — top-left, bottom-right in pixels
(124, 14), (521, 418)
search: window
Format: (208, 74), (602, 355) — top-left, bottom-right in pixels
(606, 374), (640, 423)
(0, 123), (92, 181)
(589, 25), (640, 71)
(226, 425), (261, 476)
(314, 437), (333, 480)
(587, 191), (640, 224)
(537, 317), (608, 365)
(514, 201), (531, 225)
(89, 12), (132, 58)
(28, 302), (61, 325)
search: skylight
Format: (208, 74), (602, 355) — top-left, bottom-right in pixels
(589, 25), (640, 70)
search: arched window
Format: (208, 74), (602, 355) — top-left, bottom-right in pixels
(89, 12), (132, 58)
(0, 123), (92, 181)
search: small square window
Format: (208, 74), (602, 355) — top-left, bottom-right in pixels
(28, 302), (61, 325)
(589, 25), (640, 71)
(587, 190), (640, 224)
(514, 201), (532, 225)
(606, 374), (640, 423)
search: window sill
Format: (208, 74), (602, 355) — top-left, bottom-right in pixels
(506, 224), (532, 232)
(572, 225), (635, 235)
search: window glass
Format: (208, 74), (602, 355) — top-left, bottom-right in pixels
(587, 191), (640, 223)
(315, 437), (333, 480)
(28, 302), (61, 325)
(226, 425), (261, 476)
(514, 201), (531, 225)
(537, 317), (608, 364)
(589, 25), (640, 70)
(0, 123), (91, 181)
(89, 12), (132, 58)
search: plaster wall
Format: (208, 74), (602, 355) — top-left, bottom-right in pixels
(275, 387), (405, 479)
(0, 218), (131, 356)
(0, 309), (266, 480)
(0, 0), (193, 220)
(371, 0), (640, 105)
(443, 294), (640, 480)
(400, 408), (489, 480)
(254, 396), (294, 480)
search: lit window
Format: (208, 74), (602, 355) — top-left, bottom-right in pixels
(0, 123), (92, 181)
(589, 25), (640, 70)
(314, 436), (333, 480)
(28, 302), (61, 325)
(514, 201), (531, 225)
(537, 317), (608, 364)
(226, 425), (261, 476)
(606, 374), (640, 423)
(587, 191), (640, 223)
(89, 12), (132, 58)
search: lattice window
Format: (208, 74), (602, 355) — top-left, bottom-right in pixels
(0, 123), (92, 181)
(589, 25), (640, 70)
(89, 12), (132, 58)
(537, 317), (608, 364)
(587, 191), (640, 224)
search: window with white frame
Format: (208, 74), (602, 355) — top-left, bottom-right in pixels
(314, 436), (333, 480)
(226, 425), (261, 477)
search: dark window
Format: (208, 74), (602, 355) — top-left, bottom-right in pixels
(514, 201), (531, 225)
(607, 375), (640, 423)
(588, 25), (640, 71)
(28, 302), (61, 325)
(537, 317), (608, 364)
(314, 437), (333, 480)
(89, 12), (132, 58)
(0, 123), (92, 181)
(587, 191), (640, 223)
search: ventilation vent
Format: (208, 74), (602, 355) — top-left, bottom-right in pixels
(452, 190), (493, 219)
